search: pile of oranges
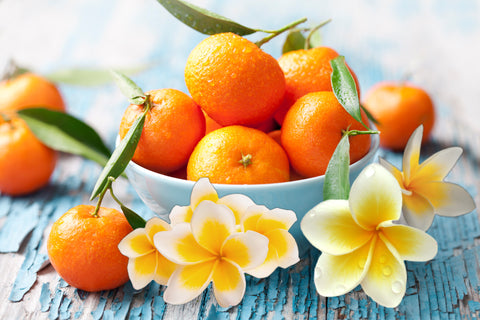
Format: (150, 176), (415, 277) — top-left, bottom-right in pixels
(119, 32), (372, 185)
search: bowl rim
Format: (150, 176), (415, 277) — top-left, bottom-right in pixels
(123, 132), (380, 190)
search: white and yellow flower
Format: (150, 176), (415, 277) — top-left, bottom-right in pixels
(154, 200), (269, 308)
(241, 205), (299, 278)
(301, 163), (438, 308)
(118, 217), (177, 289)
(170, 177), (255, 225)
(380, 125), (476, 230)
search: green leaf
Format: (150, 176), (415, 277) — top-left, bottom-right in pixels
(121, 204), (146, 229)
(307, 28), (322, 48)
(45, 65), (150, 86)
(323, 134), (350, 201)
(282, 30), (306, 54)
(110, 71), (146, 105)
(90, 107), (147, 200)
(330, 56), (367, 128)
(155, 0), (257, 36)
(17, 108), (111, 166)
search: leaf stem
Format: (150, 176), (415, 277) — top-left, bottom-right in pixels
(345, 129), (380, 136)
(304, 19), (331, 49)
(108, 177), (125, 208)
(92, 176), (114, 217)
(255, 17), (308, 47)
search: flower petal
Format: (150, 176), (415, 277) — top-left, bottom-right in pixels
(154, 223), (214, 264)
(314, 237), (375, 297)
(402, 125), (423, 181)
(379, 157), (407, 191)
(258, 208), (297, 232)
(247, 229), (299, 278)
(241, 209), (262, 232)
(402, 192), (435, 230)
(212, 259), (246, 308)
(191, 177), (219, 209)
(217, 194), (255, 224)
(301, 200), (373, 255)
(380, 223), (437, 261)
(361, 234), (407, 308)
(153, 252), (177, 285)
(169, 205), (193, 225)
(118, 228), (154, 258)
(163, 260), (215, 305)
(145, 217), (171, 242)
(414, 147), (463, 182)
(191, 200), (236, 254)
(222, 231), (269, 270)
(127, 252), (157, 290)
(349, 164), (403, 230)
(415, 181), (476, 217)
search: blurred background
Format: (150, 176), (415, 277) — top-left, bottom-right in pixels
(1, 0), (479, 141)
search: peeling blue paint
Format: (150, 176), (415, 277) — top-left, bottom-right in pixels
(40, 283), (52, 312)
(0, 203), (40, 253)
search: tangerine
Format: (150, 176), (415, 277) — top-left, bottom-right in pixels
(0, 72), (65, 116)
(362, 82), (435, 150)
(281, 91), (371, 177)
(184, 32), (286, 126)
(187, 125), (289, 184)
(275, 47), (360, 125)
(119, 88), (205, 174)
(0, 117), (56, 196)
(47, 205), (133, 292)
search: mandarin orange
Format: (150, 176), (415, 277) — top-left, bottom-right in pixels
(119, 88), (205, 174)
(0, 117), (56, 196)
(0, 72), (65, 116)
(184, 32), (285, 126)
(187, 125), (289, 184)
(281, 91), (370, 177)
(47, 205), (132, 292)
(362, 82), (435, 150)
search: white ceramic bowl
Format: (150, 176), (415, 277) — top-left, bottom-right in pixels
(124, 133), (379, 253)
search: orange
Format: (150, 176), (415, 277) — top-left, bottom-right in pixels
(184, 32), (286, 126)
(275, 47), (360, 125)
(47, 205), (133, 292)
(119, 88), (205, 174)
(187, 125), (289, 184)
(0, 72), (65, 116)
(281, 91), (371, 178)
(0, 117), (56, 196)
(362, 82), (435, 150)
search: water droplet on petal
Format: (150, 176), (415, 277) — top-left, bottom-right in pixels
(383, 266), (392, 276)
(364, 166), (376, 178)
(392, 280), (403, 294)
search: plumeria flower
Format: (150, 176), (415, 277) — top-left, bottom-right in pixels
(241, 205), (299, 278)
(118, 217), (177, 290)
(301, 163), (438, 308)
(379, 125), (476, 230)
(170, 177), (255, 226)
(154, 200), (269, 308)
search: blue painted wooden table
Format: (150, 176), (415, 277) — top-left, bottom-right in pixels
(1, 0), (479, 318)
